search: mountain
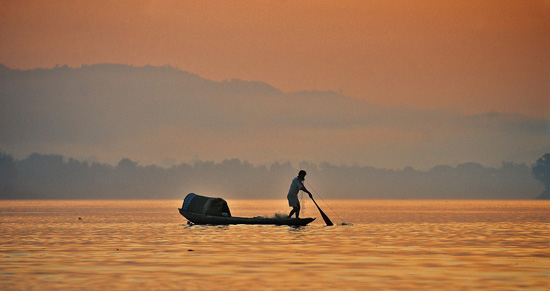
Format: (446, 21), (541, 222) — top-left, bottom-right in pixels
(0, 63), (548, 169)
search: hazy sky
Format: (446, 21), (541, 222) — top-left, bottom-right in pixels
(1, 0), (548, 117)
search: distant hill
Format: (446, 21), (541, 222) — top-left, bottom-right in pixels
(0, 63), (548, 170)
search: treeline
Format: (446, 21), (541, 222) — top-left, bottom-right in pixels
(0, 152), (298, 199)
(0, 152), (543, 199)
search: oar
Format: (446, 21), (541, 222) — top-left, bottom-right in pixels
(309, 195), (333, 226)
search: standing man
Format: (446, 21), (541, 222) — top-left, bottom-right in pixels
(287, 170), (312, 218)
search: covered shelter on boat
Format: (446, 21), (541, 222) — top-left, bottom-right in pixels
(180, 193), (231, 217)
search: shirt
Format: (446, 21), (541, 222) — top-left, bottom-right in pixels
(287, 176), (305, 199)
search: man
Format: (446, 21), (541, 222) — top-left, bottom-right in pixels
(287, 170), (313, 218)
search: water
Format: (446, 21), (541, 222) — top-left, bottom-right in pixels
(1, 200), (548, 290)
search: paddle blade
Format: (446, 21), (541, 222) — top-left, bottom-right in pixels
(311, 197), (333, 226)
(318, 208), (333, 226)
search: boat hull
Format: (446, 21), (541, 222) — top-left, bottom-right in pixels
(179, 209), (315, 226)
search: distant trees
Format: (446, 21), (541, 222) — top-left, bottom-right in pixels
(308, 161), (538, 199)
(0, 152), (17, 198)
(532, 153), (550, 199)
(0, 151), (544, 200)
(0, 152), (294, 199)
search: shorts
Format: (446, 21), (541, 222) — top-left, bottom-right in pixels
(287, 194), (300, 207)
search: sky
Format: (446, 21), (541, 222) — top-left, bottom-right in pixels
(1, 0), (548, 116)
(0, 0), (549, 170)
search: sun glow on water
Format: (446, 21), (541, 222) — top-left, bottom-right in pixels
(1, 200), (548, 290)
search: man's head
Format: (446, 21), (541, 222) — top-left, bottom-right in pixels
(298, 170), (307, 181)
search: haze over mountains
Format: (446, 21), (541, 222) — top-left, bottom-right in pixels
(0, 64), (548, 199)
(1, 64), (548, 170)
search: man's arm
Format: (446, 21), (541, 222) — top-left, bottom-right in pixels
(298, 179), (313, 198)
(301, 186), (313, 198)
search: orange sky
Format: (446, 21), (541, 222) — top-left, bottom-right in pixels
(1, 0), (549, 117)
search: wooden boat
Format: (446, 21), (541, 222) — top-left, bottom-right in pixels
(179, 209), (315, 226)
(178, 193), (315, 226)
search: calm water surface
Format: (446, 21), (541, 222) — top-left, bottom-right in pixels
(1, 200), (548, 290)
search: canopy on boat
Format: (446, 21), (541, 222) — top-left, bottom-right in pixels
(181, 193), (232, 217)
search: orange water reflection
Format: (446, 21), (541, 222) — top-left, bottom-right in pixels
(1, 200), (548, 290)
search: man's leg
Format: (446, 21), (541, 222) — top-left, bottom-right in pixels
(288, 205), (301, 218)
(288, 208), (296, 218)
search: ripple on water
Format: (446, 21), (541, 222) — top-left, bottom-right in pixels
(0, 200), (548, 290)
